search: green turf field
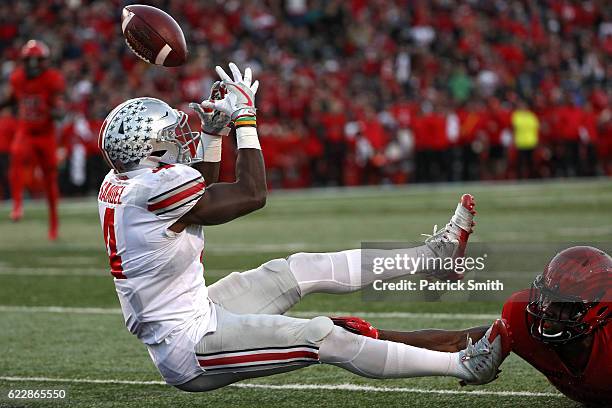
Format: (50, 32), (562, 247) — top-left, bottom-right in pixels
(1, 179), (610, 407)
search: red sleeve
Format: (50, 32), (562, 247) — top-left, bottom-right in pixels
(8, 70), (20, 93)
(501, 289), (530, 323)
(146, 164), (206, 220)
(50, 70), (66, 94)
(502, 289), (530, 334)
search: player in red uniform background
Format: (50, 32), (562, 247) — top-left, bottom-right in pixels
(0, 40), (65, 240)
(335, 246), (611, 405)
(0, 106), (17, 200)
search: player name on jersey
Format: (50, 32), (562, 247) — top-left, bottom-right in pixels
(98, 181), (126, 204)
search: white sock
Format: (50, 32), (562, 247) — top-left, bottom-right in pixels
(319, 325), (467, 379)
(288, 247), (435, 296)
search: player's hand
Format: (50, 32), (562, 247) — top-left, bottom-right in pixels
(189, 81), (231, 136)
(201, 62), (258, 121)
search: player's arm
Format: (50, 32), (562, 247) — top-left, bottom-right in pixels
(191, 161), (220, 186)
(50, 93), (66, 121)
(173, 147), (265, 228)
(378, 327), (488, 352)
(332, 316), (488, 352)
(170, 63), (263, 230)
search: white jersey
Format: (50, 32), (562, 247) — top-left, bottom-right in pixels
(97, 164), (216, 349)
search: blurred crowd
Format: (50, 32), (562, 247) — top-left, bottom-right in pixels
(0, 0), (611, 197)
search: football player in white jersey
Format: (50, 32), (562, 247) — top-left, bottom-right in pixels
(97, 63), (511, 391)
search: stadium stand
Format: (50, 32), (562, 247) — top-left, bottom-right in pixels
(0, 0), (610, 196)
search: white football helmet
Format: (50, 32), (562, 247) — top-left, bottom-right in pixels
(98, 97), (201, 172)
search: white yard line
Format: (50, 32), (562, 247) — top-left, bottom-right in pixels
(0, 305), (499, 320)
(0, 376), (562, 398)
(233, 383), (562, 397)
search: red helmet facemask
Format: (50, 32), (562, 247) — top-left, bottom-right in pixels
(20, 40), (50, 78)
(526, 246), (611, 344)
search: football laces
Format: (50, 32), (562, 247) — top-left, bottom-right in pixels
(125, 39), (152, 64)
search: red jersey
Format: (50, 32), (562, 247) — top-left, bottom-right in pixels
(389, 102), (417, 129)
(457, 109), (483, 146)
(486, 108), (511, 146)
(556, 106), (583, 141)
(9, 67), (65, 134)
(502, 290), (612, 406)
(0, 115), (17, 153)
(320, 112), (346, 143)
(360, 117), (387, 151)
(414, 113), (448, 151)
(581, 110), (598, 144)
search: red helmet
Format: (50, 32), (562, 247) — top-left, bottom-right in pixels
(526, 246), (611, 344)
(20, 40), (50, 59)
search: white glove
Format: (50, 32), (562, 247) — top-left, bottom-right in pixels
(201, 62), (259, 122)
(189, 81), (232, 162)
(189, 81), (231, 137)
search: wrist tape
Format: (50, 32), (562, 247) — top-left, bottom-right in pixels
(200, 133), (222, 162)
(236, 127), (260, 150)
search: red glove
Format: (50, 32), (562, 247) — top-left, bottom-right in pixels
(330, 316), (379, 339)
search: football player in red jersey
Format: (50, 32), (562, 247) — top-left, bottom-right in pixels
(0, 40), (65, 240)
(336, 246), (611, 405)
(503, 246), (611, 406)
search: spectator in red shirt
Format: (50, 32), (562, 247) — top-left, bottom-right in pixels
(557, 95), (585, 177)
(357, 106), (389, 185)
(411, 105), (428, 182)
(457, 99), (485, 181)
(318, 98), (347, 186)
(412, 102), (450, 183)
(484, 98), (512, 180)
(59, 99), (108, 195)
(599, 108), (612, 176)
(580, 102), (599, 177)
(389, 96), (418, 130)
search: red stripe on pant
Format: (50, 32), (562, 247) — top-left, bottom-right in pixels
(198, 350), (319, 367)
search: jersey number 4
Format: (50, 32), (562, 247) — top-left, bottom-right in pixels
(103, 208), (126, 279)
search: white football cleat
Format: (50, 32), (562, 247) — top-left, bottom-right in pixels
(457, 319), (512, 386)
(423, 193), (476, 280)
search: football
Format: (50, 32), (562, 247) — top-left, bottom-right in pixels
(121, 4), (187, 67)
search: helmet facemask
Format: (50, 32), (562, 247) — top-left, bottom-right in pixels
(24, 56), (46, 78)
(21, 40), (49, 78)
(156, 109), (201, 166)
(526, 275), (601, 344)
